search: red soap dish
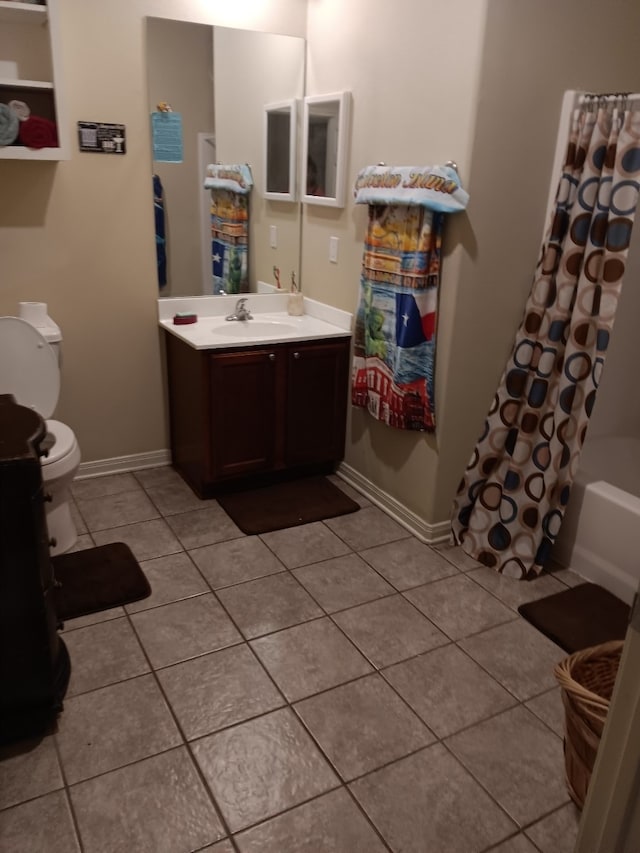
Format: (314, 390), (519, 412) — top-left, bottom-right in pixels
(173, 313), (197, 325)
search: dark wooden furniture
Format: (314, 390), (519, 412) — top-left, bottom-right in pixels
(0, 394), (70, 744)
(164, 334), (351, 497)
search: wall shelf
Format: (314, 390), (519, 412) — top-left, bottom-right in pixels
(0, 2), (48, 25)
(0, 0), (68, 161)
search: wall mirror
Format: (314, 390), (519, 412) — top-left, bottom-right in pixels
(146, 19), (305, 298)
(264, 100), (297, 202)
(301, 91), (351, 208)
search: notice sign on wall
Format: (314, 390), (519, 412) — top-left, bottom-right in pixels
(78, 121), (126, 154)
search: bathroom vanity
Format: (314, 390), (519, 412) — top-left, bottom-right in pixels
(159, 295), (352, 497)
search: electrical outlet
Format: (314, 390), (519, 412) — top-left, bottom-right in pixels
(270, 225), (277, 248)
(329, 236), (339, 263)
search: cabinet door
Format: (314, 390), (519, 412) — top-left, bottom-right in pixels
(285, 339), (350, 466)
(209, 348), (279, 479)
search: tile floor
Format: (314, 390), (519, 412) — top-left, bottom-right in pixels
(0, 467), (583, 852)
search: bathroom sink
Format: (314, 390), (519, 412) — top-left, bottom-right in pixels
(212, 320), (298, 339)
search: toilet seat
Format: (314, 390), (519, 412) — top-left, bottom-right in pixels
(0, 317), (60, 417)
(43, 420), (76, 464)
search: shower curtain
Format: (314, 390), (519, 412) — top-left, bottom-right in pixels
(452, 96), (640, 578)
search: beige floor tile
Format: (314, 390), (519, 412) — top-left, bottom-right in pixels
(260, 521), (351, 569)
(70, 747), (224, 852)
(145, 481), (207, 516)
(61, 605), (125, 631)
(405, 574), (516, 640)
(459, 619), (565, 700)
(191, 536), (285, 589)
(525, 688), (566, 738)
(192, 708), (338, 833)
(324, 506), (408, 550)
(294, 674), (433, 781)
(130, 594), (242, 669)
(359, 536), (459, 590)
(56, 675), (181, 784)
(158, 645), (284, 740)
(525, 802), (581, 853)
(350, 743), (516, 853)
(251, 617), (372, 702)
(92, 518), (183, 561)
(446, 705), (568, 827)
(487, 835), (539, 852)
(384, 643), (516, 738)
(467, 566), (568, 610)
(76, 490), (159, 532)
(71, 472), (142, 501)
(63, 617), (149, 697)
(235, 788), (387, 853)
(293, 553), (394, 613)
(166, 503), (244, 549)
(217, 572), (322, 638)
(333, 594), (448, 668)
(435, 543), (484, 571)
(125, 552), (209, 613)
(0, 735), (63, 810)
(133, 466), (185, 489)
(0, 790), (80, 853)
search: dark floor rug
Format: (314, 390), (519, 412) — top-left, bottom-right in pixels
(518, 582), (630, 653)
(217, 475), (360, 535)
(52, 542), (151, 621)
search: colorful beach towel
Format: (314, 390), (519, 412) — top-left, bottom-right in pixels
(352, 205), (443, 431)
(204, 164), (253, 295)
(351, 163), (469, 431)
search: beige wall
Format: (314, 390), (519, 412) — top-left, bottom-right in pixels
(303, 0), (489, 527)
(0, 0), (306, 463)
(434, 0), (640, 523)
(3, 0), (640, 536)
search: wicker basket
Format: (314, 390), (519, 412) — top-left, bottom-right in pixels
(554, 640), (623, 809)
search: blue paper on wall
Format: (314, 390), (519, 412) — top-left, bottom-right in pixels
(151, 112), (183, 163)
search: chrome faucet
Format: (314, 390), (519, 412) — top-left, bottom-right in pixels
(226, 297), (252, 322)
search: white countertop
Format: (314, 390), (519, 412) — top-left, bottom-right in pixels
(158, 292), (352, 350)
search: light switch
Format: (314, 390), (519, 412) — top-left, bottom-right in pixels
(270, 225), (277, 248)
(329, 236), (339, 263)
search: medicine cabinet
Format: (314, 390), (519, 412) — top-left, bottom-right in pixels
(263, 99), (297, 202)
(301, 91), (351, 208)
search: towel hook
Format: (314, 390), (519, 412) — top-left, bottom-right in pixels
(445, 160), (459, 175)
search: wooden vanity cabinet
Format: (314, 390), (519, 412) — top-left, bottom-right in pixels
(164, 333), (350, 496)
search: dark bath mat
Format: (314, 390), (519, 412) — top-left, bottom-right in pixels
(52, 542), (151, 621)
(217, 475), (360, 535)
(518, 582), (630, 653)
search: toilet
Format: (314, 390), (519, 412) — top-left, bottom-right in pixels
(0, 303), (81, 554)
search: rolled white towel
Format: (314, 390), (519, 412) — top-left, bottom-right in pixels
(9, 100), (31, 121)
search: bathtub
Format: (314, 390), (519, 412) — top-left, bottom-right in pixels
(552, 436), (640, 605)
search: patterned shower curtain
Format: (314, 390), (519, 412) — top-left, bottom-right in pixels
(452, 98), (640, 577)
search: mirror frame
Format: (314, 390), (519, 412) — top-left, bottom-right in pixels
(263, 99), (298, 202)
(301, 91), (351, 208)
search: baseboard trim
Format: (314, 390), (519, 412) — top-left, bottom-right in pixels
(77, 449), (171, 480)
(336, 462), (451, 545)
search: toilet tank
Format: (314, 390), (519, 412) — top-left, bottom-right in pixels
(18, 302), (62, 363)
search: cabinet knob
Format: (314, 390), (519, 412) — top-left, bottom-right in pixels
(268, 353), (276, 361)
(293, 351), (300, 359)
(43, 493), (53, 503)
(49, 537), (57, 548)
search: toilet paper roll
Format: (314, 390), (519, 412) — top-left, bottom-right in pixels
(19, 302), (49, 324)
